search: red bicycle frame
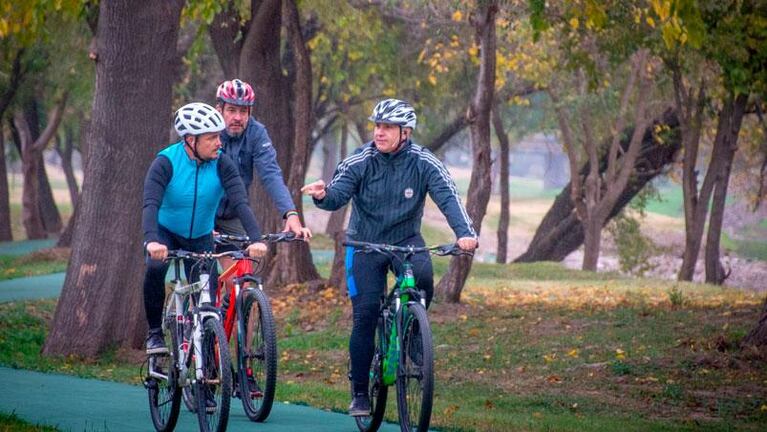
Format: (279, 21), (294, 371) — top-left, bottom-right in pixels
(216, 258), (254, 339)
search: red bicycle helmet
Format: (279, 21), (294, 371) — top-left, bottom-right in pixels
(216, 79), (255, 106)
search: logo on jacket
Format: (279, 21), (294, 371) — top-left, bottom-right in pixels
(404, 187), (414, 199)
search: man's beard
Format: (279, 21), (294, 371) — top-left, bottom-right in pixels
(227, 126), (244, 138)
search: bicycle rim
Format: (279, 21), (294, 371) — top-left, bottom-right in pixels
(196, 317), (232, 432)
(240, 286), (277, 422)
(396, 304), (434, 432)
(355, 317), (388, 432)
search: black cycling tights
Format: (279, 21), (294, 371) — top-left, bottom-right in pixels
(346, 236), (433, 394)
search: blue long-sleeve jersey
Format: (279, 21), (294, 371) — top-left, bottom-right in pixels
(143, 141), (261, 243)
(314, 140), (476, 244)
(216, 117), (295, 219)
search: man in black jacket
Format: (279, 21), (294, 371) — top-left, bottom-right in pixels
(302, 98), (478, 416)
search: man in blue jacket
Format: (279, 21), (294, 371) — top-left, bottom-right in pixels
(142, 102), (267, 354)
(302, 98), (478, 416)
(214, 79), (311, 251)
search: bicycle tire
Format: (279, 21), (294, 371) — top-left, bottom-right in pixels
(238, 282), (278, 422)
(355, 316), (389, 432)
(196, 317), (232, 432)
(396, 303), (434, 432)
(147, 316), (181, 432)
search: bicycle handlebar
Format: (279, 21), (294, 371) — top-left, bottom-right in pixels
(343, 240), (474, 257)
(214, 232), (302, 245)
(166, 232), (304, 262)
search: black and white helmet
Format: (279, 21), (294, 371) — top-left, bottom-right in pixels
(368, 98), (417, 130)
(174, 102), (225, 137)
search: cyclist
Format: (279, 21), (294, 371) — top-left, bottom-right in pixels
(301, 98), (478, 416)
(142, 102), (267, 355)
(214, 78), (311, 260)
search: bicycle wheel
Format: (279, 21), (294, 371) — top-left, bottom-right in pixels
(196, 317), (232, 432)
(147, 317), (181, 432)
(238, 284), (278, 422)
(355, 317), (389, 432)
(396, 304), (434, 432)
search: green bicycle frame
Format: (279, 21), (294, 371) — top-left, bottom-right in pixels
(382, 264), (416, 385)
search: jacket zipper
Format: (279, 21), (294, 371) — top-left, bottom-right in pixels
(189, 165), (200, 238)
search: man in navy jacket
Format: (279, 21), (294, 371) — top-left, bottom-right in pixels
(302, 99), (478, 416)
(214, 79), (311, 248)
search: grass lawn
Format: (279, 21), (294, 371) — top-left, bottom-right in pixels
(2, 260), (766, 431)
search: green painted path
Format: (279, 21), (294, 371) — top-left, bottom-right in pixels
(0, 239), (56, 256)
(0, 367), (402, 431)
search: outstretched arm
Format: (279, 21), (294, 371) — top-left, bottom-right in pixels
(302, 148), (370, 211)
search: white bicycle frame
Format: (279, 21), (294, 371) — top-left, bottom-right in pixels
(150, 272), (219, 387)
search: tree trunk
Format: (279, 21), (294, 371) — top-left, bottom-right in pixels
(436, 1), (497, 304)
(327, 122), (350, 290)
(742, 296), (767, 347)
(57, 118), (90, 248)
(43, 0), (184, 358)
(704, 93), (748, 284)
(676, 75), (708, 281)
(20, 98), (63, 234)
(56, 126), (79, 209)
(582, 217), (603, 271)
(14, 113), (47, 240)
(37, 154), (62, 234)
(492, 106), (509, 263)
(515, 109), (681, 262)
(0, 128), (11, 241)
(267, 0), (321, 286)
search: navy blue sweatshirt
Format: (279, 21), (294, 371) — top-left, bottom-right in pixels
(314, 140), (476, 244)
(143, 142), (261, 243)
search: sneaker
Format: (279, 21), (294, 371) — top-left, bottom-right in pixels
(349, 392), (371, 417)
(145, 328), (168, 354)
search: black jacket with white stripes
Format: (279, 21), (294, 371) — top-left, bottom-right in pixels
(314, 139), (476, 244)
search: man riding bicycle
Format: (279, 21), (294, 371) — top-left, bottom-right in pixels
(142, 102), (267, 355)
(214, 78), (311, 257)
(301, 98), (478, 416)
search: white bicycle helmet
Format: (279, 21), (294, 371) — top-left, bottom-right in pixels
(368, 98), (417, 130)
(174, 102), (225, 137)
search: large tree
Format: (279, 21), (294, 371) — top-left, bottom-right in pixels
(436, 1), (498, 303)
(43, 0), (185, 358)
(515, 110), (682, 262)
(209, 0), (320, 285)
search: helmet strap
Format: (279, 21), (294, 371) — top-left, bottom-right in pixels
(395, 126), (408, 150)
(185, 136), (205, 163)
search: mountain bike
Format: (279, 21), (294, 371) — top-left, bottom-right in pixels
(343, 240), (473, 432)
(143, 250), (233, 432)
(213, 232), (303, 422)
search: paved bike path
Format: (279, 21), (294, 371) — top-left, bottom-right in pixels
(0, 367), (403, 432)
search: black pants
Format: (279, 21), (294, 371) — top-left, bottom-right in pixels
(143, 225), (217, 330)
(345, 234), (433, 394)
